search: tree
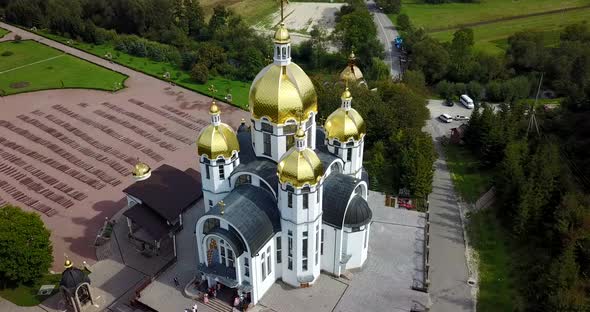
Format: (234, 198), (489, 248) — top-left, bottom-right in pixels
(208, 5), (229, 36)
(466, 81), (484, 104)
(410, 38), (449, 83)
(190, 62), (208, 84)
(5, 0), (44, 28)
(0, 205), (53, 285)
(396, 14), (411, 32)
(506, 31), (547, 72)
(186, 0), (205, 39)
(368, 57), (390, 81)
(375, 0), (401, 14)
(402, 69), (426, 94)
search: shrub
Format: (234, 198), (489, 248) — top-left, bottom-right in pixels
(13, 34), (22, 42)
(1, 51), (13, 56)
(191, 62), (209, 84)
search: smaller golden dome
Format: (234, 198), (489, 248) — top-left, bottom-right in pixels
(132, 161), (151, 180)
(340, 65), (364, 83)
(197, 124), (240, 159)
(324, 108), (366, 142)
(277, 149), (324, 188)
(341, 88), (352, 100)
(210, 101), (219, 114)
(349, 51), (356, 61)
(274, 23), (290, 44)
(64, 259), (73, 269)
(295, 127), (305, 138)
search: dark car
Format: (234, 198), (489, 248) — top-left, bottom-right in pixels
(445, 99), (454, 107)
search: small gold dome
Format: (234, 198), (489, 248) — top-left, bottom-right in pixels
(341, 88), (352, 100)
(340, 65), (364, 83)
(64, 259), (73, 269)
(274, 23), (290, 43)
(197, 124), (239, 159)
(325, 108), (366, 142)
(249, 63), (317, 124)
(210, 102), (219, 114)
(277, 149), (324, 188)
(132, 161), (151, 180)
(295, 127), (305, 138)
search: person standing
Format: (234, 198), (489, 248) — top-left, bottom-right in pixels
(174, 277), (180, 287)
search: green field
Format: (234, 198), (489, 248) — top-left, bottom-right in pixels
(391, 0), (590, 32)
(0, 40), (127, 95)
(468, 209), (523, 311)
(39, 32), (251, 109)
(0, 273), (61, 306)
(430, 7), (590, 54)
(201, 0), (276, 25)
(443, 144), (492, 203)
(0, 27), (9, 38)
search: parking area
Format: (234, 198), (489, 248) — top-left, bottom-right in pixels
(426, 99), (475, 139)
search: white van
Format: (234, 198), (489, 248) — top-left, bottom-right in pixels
(438, 113), (453, 123)
(460, 94), (474, 109)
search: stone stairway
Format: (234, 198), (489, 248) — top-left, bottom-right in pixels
(204, 298), (233, 312)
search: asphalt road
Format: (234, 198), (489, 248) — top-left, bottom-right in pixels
(424, 100), (475, 312)
(366, 0), (402, 79)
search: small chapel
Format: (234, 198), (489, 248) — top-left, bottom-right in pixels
(194, 20), (372, 305)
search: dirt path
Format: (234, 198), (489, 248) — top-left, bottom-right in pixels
(428, 4), (590, 33)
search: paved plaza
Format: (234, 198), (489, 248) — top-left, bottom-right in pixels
(0, 22), (248, 272)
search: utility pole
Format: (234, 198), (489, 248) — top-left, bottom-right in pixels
(527, 73), (543, 136)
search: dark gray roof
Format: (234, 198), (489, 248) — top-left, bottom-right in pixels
(123, 203), (170, 239)
(123, 164), (202, 222)
(237, 126), (256, 163)
(322, 173), (359, 229)
(60, 268), (90, 289)
(344, 196), (372, 227)
(316, 148), (340, 171)
(207, 227), (245, 256)
(206, 185), (280, 254)
(232, 159), (278, 194)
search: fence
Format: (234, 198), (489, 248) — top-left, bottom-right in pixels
(475, 186), (496, 211)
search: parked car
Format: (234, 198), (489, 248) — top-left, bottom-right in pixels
(444, 99), (454, 107)
(460, 94), (474, 109)
(455, 115), (470, 121)
(438, 114), (453, 123)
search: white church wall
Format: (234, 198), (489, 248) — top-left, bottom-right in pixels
(320, 224), (340, 275)
(342, 225), (368, 270)
(251, 238), (277, 304)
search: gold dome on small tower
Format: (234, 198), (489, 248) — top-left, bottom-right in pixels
(132, 161), (151, 181)
(325, 88), (366, 142)
(197, 101), (240, 159)
(277, 127), (324, 187)
(274, 23), (290, 44)
(340, 50), (364, 83)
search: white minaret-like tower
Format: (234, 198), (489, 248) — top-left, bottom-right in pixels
(197, 101), (240, 211)
(324, 88), (366, 179)
(277, 128), (324, 287)
(273, 22), (291, 66)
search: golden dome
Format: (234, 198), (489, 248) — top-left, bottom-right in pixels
(249, 63), (317, 124)
(64, 259), (73, 269)
(132, 161), (151, 180)
(295, 127), (305, 138)
(277, 149), (324, 188)
(340, 65), (364, 83)
(274, 23), (290, 43)
(210, 102), (219, 114)
(341, 88), (352, 100)
(324, 108), (366, 142)
(197, 123), (239, 159)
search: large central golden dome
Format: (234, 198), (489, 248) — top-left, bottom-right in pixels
(249, 63), (317, 125)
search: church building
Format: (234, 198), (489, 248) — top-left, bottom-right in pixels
(194, 22), (373, 305)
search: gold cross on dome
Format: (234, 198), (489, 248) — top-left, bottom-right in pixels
(208, 84), (218, 102)
(218, 200), (225, 215)
(278, 0), (289, 22)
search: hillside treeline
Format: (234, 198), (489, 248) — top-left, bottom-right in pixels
(1, 0), (271, 82)
(461, 25), (590, 311)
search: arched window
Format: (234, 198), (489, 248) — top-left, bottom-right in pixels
(282, 47), (286, 59)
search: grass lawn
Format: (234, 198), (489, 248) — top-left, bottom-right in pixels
(443, 144), (492, 203)
(390, 0), (590, 32)
(429, 7), (590, 54)
(201, 0), (277, 25)
(0, 273), (61, 306)
(39, 32), (251, 109)
(0, 27), (9, 38)
(0, 40), (127, 95)
(468, 209), (523, 311)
